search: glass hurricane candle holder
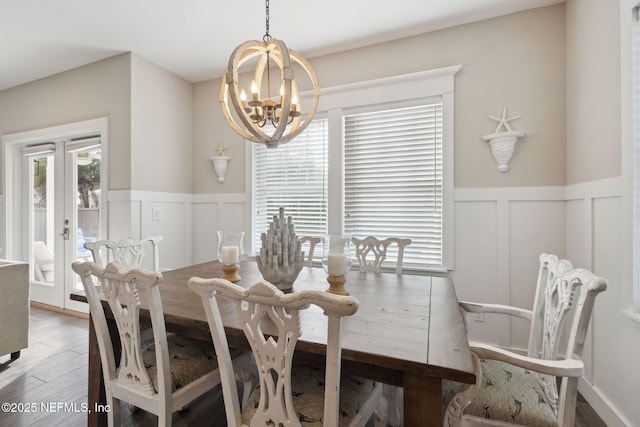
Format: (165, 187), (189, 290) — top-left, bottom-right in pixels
(217, 231), (245, 282)
(322, 235), (352, 295)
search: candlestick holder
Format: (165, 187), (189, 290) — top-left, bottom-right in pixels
(326, 275), (349, 295)
(322, 234), (352, 295)
(221, 264), (241, 282)
(217, 230), (245, 283)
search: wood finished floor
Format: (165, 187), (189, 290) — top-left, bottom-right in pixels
(0, 306), (608, 427)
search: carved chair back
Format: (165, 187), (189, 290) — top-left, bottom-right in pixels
(527, 253), (607, 413)
(351, 236), (411, 275)
(298, 235), (321, 266)
(188, 278), (360, 427)
(73, 261), (221, 426)
(84, 236), (162, 271)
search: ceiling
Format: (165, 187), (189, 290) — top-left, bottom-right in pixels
(0, 0), (563, 92)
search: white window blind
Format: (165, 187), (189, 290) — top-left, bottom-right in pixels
(253, 119), (329, 252)
(344, 103), (444, 269)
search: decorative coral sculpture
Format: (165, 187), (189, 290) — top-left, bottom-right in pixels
(256, 207), (304, 291)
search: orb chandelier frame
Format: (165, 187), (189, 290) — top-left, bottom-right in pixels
(218, 0), (320, 148)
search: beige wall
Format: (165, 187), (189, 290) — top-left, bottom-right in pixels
(0, 53), (132, 190)
(131, 55), (193, 193)
(0, 52), (195, 193)
(192, 79), (247, 194)
(566, 0), (621, 184)
(564, 0), (638, 424)
(192, 4), (567, 192)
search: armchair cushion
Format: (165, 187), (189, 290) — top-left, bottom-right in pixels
(464, 358), (557, 427)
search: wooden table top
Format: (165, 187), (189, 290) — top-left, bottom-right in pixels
(71, 259), (475, 426)
(107, 260), (476, 385)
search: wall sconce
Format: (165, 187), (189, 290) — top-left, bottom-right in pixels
(482, 106), (525, 172)
(210, 140), (231, 183)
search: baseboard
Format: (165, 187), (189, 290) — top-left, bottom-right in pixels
(30, 301), (89, 319)
(579, 378), (632, 427)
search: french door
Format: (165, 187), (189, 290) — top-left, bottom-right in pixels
(3, 118), (107, 312)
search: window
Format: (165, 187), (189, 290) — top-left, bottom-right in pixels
(253, 119), (329, 246)
(344, 104), (444, 268)
(250, 66), (460, 271)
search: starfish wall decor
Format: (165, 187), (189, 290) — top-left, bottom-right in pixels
(482, 106), (525, 172)
(211, 139), (231, 183)
(488, 106), (521, 133)
(215, 139), (229, 157)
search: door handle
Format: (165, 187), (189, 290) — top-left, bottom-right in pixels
(60, 219), (70, 240)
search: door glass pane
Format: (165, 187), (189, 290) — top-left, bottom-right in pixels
(32, 155), (55, 284)
(74, 148), (101, 289)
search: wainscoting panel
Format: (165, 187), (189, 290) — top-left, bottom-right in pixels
(108, 191), (192, 270)
(141, 200), (190, 269)
(508, 200), (566, 349)
(192, 202), (219, 265)
(452, 187), (566, 351)
(451, 200), (500, 346)
(192, 193), (247, 265)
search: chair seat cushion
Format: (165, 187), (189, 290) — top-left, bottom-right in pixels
(242, 363), (377, 426)
(464, 359), (558, 427)
(142, 333), (218, 393)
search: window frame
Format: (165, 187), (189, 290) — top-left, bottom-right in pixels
(630, 4), (640, 314)
(246, 65), (461, 272)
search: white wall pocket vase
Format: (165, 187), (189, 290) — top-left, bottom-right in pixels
(482, 130), (525, 172)
(211, 155), (231, 183)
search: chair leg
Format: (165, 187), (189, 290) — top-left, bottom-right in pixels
(384, 385), (403, 427)
(372, 395), (389, 427)
(158, 401), (172, 427)
(109, 398), (121, 427)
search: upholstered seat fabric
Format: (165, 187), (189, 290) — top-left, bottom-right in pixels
(463, 359), (558, 427)
(242, 364), (377, 426)
(141, 333), (218, 393)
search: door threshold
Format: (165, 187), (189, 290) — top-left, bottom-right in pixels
(30, 301), (89, 319)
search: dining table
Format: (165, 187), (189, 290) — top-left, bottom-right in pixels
(70, 259), (475, 427)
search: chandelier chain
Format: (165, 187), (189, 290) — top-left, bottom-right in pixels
(263, 0), (271, 42)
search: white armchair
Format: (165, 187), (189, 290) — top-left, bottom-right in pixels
(445, 253), (608, 427)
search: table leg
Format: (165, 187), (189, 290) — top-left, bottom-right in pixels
(404, 373), (442, 427)
(87, 314), (108, 426)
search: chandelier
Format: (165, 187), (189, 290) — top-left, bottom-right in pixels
(218, 0), (320, 148)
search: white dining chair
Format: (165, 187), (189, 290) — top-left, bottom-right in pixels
(72, 261), (223, 427)
(188, 277), (387, 427)
(351, 236), (411, 275)
(299, 235), (321, 266)
(84, 236), (163, 271)
(445, 253), (608, 427)
(350, 235), (412, 425)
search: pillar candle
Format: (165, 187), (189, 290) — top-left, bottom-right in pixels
(327, 254), (348, 276)
(221, 246), (239, 264)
